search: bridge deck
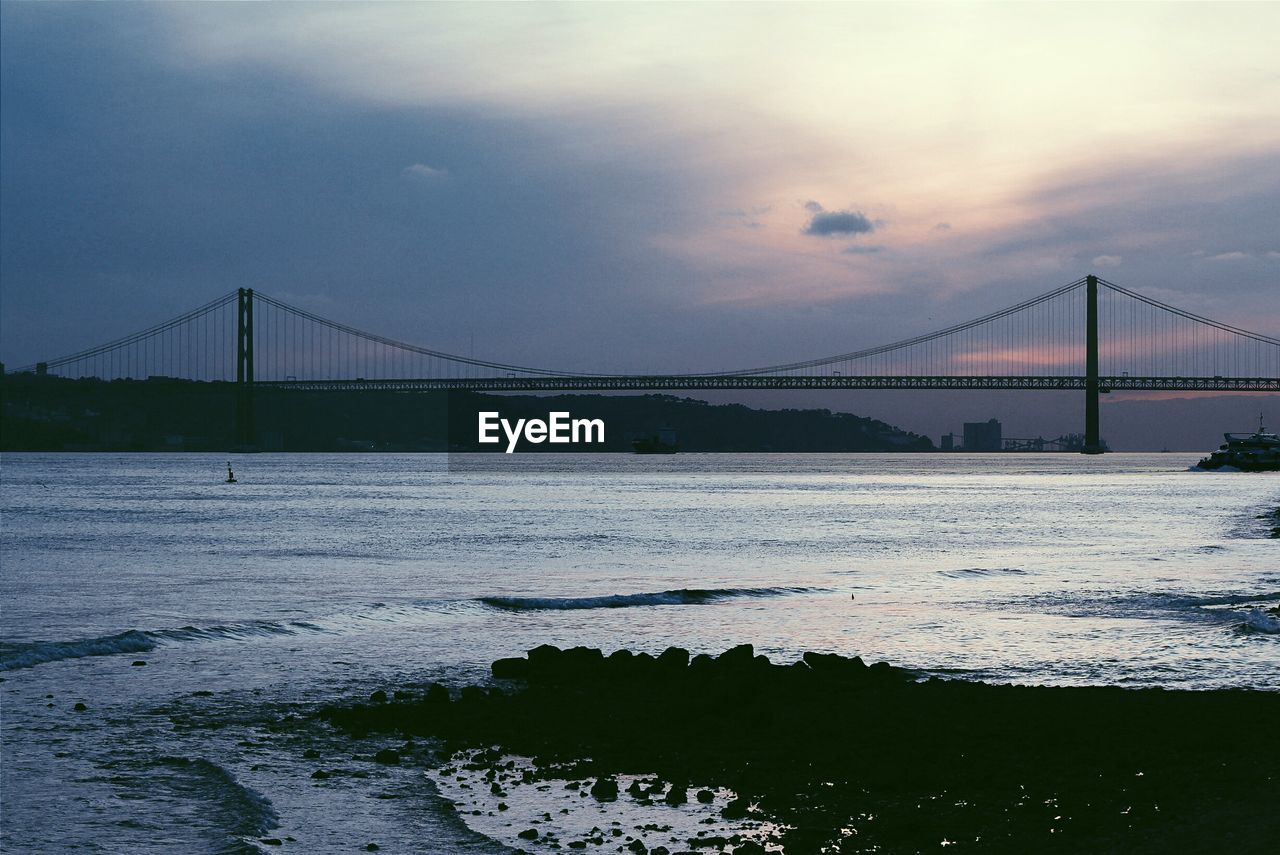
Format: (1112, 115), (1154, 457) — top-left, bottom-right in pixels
(260, 376), (1280, 392)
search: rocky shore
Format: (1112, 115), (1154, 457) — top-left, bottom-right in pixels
(320, 645), (1280, 853)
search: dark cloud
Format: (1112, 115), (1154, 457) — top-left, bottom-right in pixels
(804, 208), (875, 237)
(0, 4), (712, 372)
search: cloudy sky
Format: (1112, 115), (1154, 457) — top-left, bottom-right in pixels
(2, 3), (1277, 442)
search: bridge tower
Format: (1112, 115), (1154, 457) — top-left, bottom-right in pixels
(1082, 274), (1103, 454)
(236, 288), (255, 448)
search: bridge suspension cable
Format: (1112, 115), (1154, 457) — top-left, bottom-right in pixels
(11, 291), (240, 381)
(250, 292), (602, 379)
(1097, 278), (1280, 346)
(9, 276), (1278, 387)
(711, 277), (1090, 376)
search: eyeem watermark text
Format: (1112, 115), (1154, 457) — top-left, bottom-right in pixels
(478, 411), (605, 453)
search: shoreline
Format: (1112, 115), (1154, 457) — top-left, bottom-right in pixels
(321, 645), (1280, 853)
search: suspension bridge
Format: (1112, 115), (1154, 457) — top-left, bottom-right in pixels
(10, 275), (1279, 453)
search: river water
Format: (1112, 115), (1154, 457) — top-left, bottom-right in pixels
(2, 452), (1276, 852)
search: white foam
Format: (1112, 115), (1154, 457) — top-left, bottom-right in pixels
(1242, 609), (1280, 634)
(0, 629), (157, 671)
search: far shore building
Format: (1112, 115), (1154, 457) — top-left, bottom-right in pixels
(963, 419), (1002, 452)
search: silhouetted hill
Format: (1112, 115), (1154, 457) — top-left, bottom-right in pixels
(0, 375), (933, 452)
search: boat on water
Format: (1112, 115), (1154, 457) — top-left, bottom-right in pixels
(1195, 416), (1280, 472)
(632, 426), (678, 454)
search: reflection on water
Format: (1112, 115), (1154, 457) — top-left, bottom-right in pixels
(2, 452), (1276, 851)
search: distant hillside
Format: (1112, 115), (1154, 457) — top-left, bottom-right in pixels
(454, 393), (933, 452)
(0, 376), (933, 452)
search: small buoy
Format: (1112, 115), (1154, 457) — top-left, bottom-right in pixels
(225, 462), (237, 484)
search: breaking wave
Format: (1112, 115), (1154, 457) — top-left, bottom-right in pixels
(0, 629), (157, 671)
(1240, 609), (1280, 635)
(152, 757), (279, 853)
(0, 621), (324, 671)
(479, 586), (818, 611)
(938, 567), (1027, 579)
(1182, 591), (1280, 608)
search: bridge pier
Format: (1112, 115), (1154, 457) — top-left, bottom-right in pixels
(1082, 274), (1104, 454)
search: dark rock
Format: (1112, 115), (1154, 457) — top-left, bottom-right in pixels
(626, 840), (648, 854)
(722, 796), (751, 818)
(373, 748), (401, 765)
(801, 651), (840, 672)
(259, 839), (282, 846)
(493, 657), (530, 679)
(564, 646), (605, 672)
(517, 828), (539, 840)
(717, 644), (755, 669)
(73, 702), (87, 711)
(369, 689), (387, 703)
(801, 652), (869, 683)
(424, 682), (450, 704)
(302, 748), (321, 759)
(315, 644), (1280, 855)
(527, 644), (562, 667)
(689, 653), (716, 675)
(364, 844), (380, 852)
(695, 788), (715, 803)
(311, 769), (331, 779)
(131, 660), (146, 666)
(657, 647), (690, 669)
(590, 776), (619, 801)
(868, 660), (902, 681)
(528, 645), (608, 683)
